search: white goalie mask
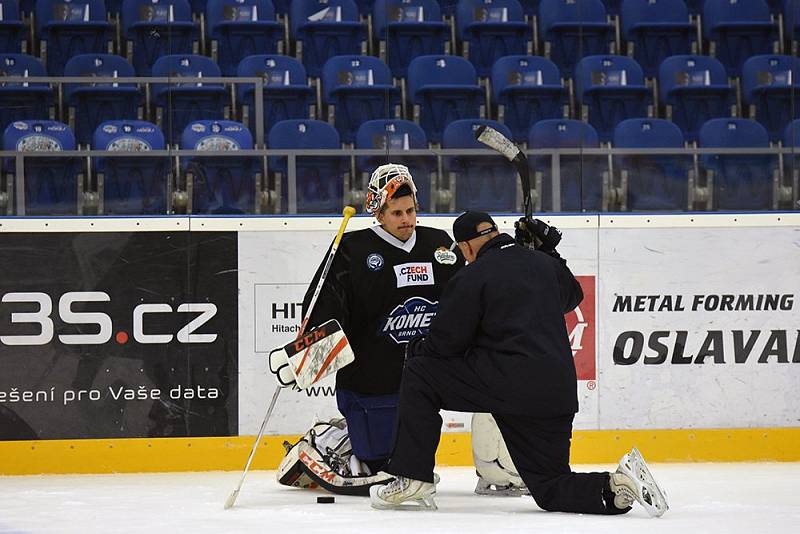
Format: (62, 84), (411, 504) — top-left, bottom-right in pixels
(364, 163), (418, 216)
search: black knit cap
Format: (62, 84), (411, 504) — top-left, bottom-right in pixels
(453, 211), (497, 242)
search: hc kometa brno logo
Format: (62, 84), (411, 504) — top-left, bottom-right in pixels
(379, 296), (439, 344)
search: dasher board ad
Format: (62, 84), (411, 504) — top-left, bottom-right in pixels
(237, 222), (600, 435)
(0, 232), (238, 441)
(597, 226), (800, 429)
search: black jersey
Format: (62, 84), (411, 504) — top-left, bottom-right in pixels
(302, 225), (464, 395)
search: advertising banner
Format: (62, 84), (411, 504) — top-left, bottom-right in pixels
(597, 226), (800, 429)
(0, 232), (238, 440)
(238, 221), (600, 435)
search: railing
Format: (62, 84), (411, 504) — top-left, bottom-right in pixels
(1, 147), (798, 216)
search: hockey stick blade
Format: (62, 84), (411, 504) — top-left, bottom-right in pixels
(474, 125), (532, 218)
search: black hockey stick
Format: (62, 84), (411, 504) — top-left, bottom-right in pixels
(474, 124), (532, 220)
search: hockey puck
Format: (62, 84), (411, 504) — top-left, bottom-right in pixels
(317, 496), (335, 504)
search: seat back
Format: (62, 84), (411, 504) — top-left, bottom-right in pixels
(442, 118), (518, 211)
(372, 0), (447, 77)
(575, 55), (648, 141)
(122, 0), (196, 75)
(407, 54), (483, 143)
(698, 118), (774, 210)
(180, 119), (257, 214)
(267, 119), (345, 213)
(93, 120), (168, 214)
(235, 54), (313, 131)
(456, 0), (528, 76)
(537, 0), (612, 77)
(373, 0), (443, 38)
(289, 0), (364, 77)
(613, 118), (688, 210)
(207, 0), (282, 75)
(741, 55), (800, 141)
(0, 53), (52, 137)
(702, 0), (776, 77)
(620, 0), (694, 77)
(354, 119), (432, 209)
(3, 119), (78, 214)
(0, 0), (25, 54)
(528, 118), (603, 211)
(658, 54), (733, 141)
(35, 0), (112, 75)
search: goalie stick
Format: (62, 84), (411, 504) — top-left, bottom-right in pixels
(224, 206), (357, 510)
(474, 124), (532, 220)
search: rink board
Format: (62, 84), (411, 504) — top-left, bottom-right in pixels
(1, 213), (799, 473)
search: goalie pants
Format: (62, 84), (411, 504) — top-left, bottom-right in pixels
(385, 356), (628, 515)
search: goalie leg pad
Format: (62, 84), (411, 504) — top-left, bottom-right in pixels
(472, 413), (529, 497)
(276, 418), (394, 496)
(336, 389), (399, 462)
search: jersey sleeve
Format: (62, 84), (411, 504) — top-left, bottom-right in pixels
(555, 257), (584, 314)
(301, 236), (353, 333)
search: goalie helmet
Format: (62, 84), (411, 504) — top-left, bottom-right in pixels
(364, 163), (417, 216)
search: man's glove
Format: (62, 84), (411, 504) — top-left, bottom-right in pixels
(514, 217), (562, 254)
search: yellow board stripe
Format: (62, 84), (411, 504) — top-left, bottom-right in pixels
(2, 428), (799, 476)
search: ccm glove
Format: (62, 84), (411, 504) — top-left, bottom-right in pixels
(268, 347), (296, 388)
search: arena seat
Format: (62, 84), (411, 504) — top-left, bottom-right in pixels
(0, 0), (25, 54)
(122, 0), (198, 75)
(36, 0), (113, 75)
(455, 0), (530, 77)
(741, 54), (800, 141)
(491, 54), (567, 142)
(0, 54), (53, 137)
(206, 0), (283, 76)
(92, 120), (169, 214)
(442, 118), (518, 211)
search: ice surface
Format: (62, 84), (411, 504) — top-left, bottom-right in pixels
(1, 464), (799, 533)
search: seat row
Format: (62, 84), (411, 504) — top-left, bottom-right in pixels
(3, 49), (797, 147)
(2, 116), (798, 216)
(1, 0), (798, 80)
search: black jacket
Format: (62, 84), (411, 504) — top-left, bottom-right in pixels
(408, 233), (583, 417)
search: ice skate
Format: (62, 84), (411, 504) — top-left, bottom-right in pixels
(474, 476), (529, 497)
(615, 447), (669, 517)
(370, 476), (437, 511)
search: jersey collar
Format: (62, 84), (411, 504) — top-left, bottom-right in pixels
(371, 225), (417, 252)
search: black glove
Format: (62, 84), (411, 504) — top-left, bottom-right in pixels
(515, 217), (562, 254)
(405, 335), (426, 360)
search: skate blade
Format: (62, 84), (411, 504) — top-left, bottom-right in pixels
(474, 481), (528, 497)
(628, 447), (669, 518)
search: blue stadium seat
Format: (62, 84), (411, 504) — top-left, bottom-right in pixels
(290, 0), (366, 78)
(658, 55), (734, 142)
(207, 0), (283, 76)
(620, 0), (695, 79)
(491, 55), (567, 142)
(439, 0), (460, 16)
(267, 119), (346, 213)
(106, 0), (123, 15)
(3, 120), (79, 215)
(35, 0), (113, 75)
(151, 54), (228, 144)
(122, 0), (198, 75)
(528, 119), (603, 211)
(0, 0), (25, 54)
(575, 55), (650, 142)
(64, 54), (141, 145)
(354, 0), (377, 15)
(698, 118), (775, 210)
(784, 119), (800, 207)
(455, 0), (531, 77)
(613, 118), (689, 210)
(272, 0), (290, 15)
(321, 55), (399, 144)
(236, 55), (314, 142)
(187, 0), (206, 16)
(407, 55), (484, 144)
(372, 0), (449, 78)
(741, 55), (800, 141)
(180, 120), (258, 214)
(354, 119), (433, 209)
(0, 54), (53, 137)
(92, 120), (169, 214)
(518, 0), (540, 17)
(787, 0), (800, 52)
(703, 0), (779, 78)
(538, 0), (614, 79)
(442, 119), (518, 211)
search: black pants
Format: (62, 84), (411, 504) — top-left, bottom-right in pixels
(384, 356), (629, 515)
